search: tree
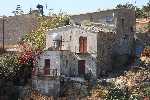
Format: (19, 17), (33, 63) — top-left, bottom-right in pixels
(143, 0), (150, 12)
(116, 3), (136, 10)
(36, 4), (44, 16)
(136, 7), (146, 18)
(12, 5), (24, 16)
(22, 14), (69, 51)
(116, 3), (147, 18)
(0, 53), (21, 80)
(142, 0), (150, 17)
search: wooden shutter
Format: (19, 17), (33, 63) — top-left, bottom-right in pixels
(79, 37), (84, 53)
(79, 37), (87, 53)
(83, 37), (87, 53)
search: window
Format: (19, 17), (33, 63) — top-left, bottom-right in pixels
(106, 16), (113, 23)
(44, 59), (50, 75)
(130, 27), (134, 32)
(90, 16), (93, 22)
(121, 18), (125, 32)
(53, 35), (62, 50)
(75, 22), (81, 26)
(70, 36), (72, 41)
(79, 36), (87, 53)
(45, 59), (50, 68)
(66, 60), (68, 67)
(121, 18), (125, 26)
(123, 34), (128, 39)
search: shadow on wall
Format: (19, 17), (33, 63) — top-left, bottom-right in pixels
(84, 54), (97, 80)
(68, 53), (97, 79)
(111, 54), (131, 69)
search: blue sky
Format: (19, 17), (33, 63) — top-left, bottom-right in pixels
(0, 0), (149, 16)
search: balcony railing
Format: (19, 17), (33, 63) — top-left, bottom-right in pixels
(32, 68), (58, 77)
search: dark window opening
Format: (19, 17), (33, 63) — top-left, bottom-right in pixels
(130, 26), (134, 32)
(90, 16), (93, 22)
(75, 22), (81, 26)
(123, 34), (128, 39)
(70, 36), (72, 41)
(106, 16), (113, 23)
(66, 60), (68, 67)
(121, 18), (125, 26)
(53, 36), (62, 50)
(121, 18), (125, 32)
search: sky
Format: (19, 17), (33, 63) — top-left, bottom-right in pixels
(0, 0), (149, 16)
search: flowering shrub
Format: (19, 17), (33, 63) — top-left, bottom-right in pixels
(0, 53), (21, 80)
(19, 51), (34, 65)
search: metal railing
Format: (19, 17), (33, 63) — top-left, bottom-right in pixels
(32, 68), (58, 77)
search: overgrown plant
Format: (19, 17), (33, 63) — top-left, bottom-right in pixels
(22, 15), (69, 51)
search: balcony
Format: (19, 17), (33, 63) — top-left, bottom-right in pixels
(32, 68), (58, 78)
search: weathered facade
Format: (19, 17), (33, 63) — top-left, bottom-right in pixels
(32, 8), (136, 96)
(34, 50), (79, 77)
(71, 8), (135, 55)
(46, 25), (97, 77)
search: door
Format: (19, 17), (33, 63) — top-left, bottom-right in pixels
(44, 59), (50, 75)
(78, 60), (85, 76)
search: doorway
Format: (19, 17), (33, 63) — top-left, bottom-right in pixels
(44, 59), (50, 75)
(78, 60), (85, 76)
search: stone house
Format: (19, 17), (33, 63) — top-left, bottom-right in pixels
(32, 8), (136, 96)
(34, 50), (78, 77)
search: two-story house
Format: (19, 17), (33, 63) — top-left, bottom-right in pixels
(32, 8), (136, 96)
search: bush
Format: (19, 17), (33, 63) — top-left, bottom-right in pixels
(0, 53), (21, 80)
(106, 87), (130, 100)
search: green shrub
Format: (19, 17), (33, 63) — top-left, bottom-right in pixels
(106, 87), (129, 100)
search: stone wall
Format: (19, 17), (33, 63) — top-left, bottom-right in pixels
(97, 31), (116, 76)
(46, 25), (97, 54)
(0, 14), (38, 48)
(35, 50), (78, 77)
(97, 28), (135, 76)
(45, 8), (135, 77)
(70, 9), (117, 25)
(36, 51), (61, 76)
(115, 8), (135, 53)
(70, 9), (136, 72)
(32, 78), (60, 96)
(136, 32), (150, 46)
(60, 51), (78, 77)
(46, 26), (97, 77)
(70, 9), (135, 28)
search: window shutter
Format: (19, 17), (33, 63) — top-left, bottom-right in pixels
(79, 37), (84, 53)
(84, 37), (87, 53)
